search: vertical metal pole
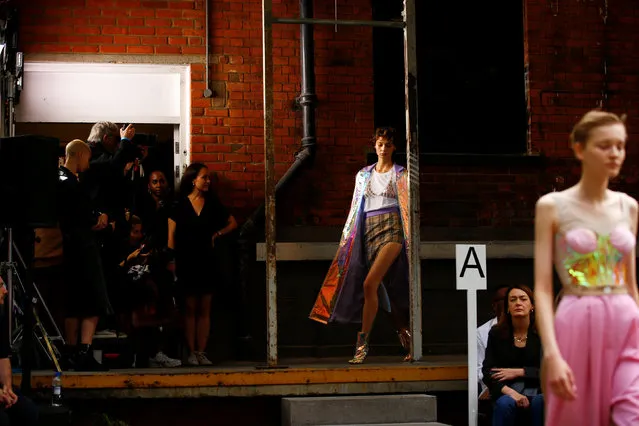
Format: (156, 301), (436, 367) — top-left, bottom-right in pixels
(262, 0), (278, 367)
(467, 289), (479, 426)
(403, 0), (422, 361)
(6, 228), (12, 340)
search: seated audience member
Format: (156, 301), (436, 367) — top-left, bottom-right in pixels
(119, 216), (180, 368)
(0, 279), (39, 426)
(133, 170), (174, 250)
(478, 285), (509, 399)
(482, 285), (544, 426)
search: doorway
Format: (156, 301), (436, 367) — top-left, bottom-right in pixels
(15, 122), (177, 191)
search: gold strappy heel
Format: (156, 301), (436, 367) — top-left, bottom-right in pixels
(398, 328), (413, 362)
(348, 332), (369, 364)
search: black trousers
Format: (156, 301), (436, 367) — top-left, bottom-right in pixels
(0, 388), (39, 426)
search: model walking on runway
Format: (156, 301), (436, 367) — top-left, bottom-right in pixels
(534, 110), (639, 425)
(309, 127), (413, 364)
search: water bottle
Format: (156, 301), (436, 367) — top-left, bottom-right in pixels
(51, 372), (62, 407)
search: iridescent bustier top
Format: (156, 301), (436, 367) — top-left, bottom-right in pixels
(553, 191), (636, 289)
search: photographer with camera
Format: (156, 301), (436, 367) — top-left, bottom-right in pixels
(85, 122), (141, 339)
(85, 121), (138, 229)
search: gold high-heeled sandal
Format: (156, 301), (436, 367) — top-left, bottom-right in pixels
(398, 328), (413, 362)
(348, 332), (369, 364)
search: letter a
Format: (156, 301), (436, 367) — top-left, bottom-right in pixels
(460, 247), (485, 278)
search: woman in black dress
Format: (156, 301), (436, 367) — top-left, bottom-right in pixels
(167, 163), (237, 366)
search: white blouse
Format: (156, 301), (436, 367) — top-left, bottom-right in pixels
(363, 169), (398, 213)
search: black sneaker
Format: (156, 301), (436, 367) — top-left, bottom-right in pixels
(73, 345), (109, 372)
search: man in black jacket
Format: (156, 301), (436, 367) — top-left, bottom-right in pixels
(58, 140), (113, 371)
(85, 122), (138, 336)
(85, 121), (137, 227)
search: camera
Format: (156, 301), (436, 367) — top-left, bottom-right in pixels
(129, 133), (157, 161)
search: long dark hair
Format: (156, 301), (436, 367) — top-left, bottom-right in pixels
(495, 284), (537, 338)
(178, 162), (208, 199)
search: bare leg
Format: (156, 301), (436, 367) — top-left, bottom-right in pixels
(64, 318), (79, 346)
(361, 242), (403, 334)
(79, 316), (98, 345)
(184, 297), (197, 352)
(196, 294), (212, 352)
(384, 299), (409, 332)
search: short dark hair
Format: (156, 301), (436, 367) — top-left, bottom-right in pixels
(374, 127), (395, 143)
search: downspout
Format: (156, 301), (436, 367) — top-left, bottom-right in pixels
(235, 0), (317, 348)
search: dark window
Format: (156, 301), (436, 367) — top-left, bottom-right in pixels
(373, 0), (527, 155)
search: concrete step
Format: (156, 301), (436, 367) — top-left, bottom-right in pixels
(281, 394), (438, 426)
(320, 423), (450, 426)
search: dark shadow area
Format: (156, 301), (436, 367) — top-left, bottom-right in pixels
(372, 0), (527, 154)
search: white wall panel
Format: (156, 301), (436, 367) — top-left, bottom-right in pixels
(16, 62), (186, 124)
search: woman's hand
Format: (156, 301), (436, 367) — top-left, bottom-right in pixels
(92, 213), (109, 231)
(211, 231), (222, 247)
(127, 248), (148, 262)
(545, 353), (577, 400)
(491, 368), (524, 382)
(512, 392), (530, 408)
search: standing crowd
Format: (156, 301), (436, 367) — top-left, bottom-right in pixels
(34, 122), (237, 371)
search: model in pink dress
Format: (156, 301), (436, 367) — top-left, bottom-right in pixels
(534, 110), (639, 426)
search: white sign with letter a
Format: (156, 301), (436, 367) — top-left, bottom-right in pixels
(456, 244), (487, 291)
(456, 244), (487, 426)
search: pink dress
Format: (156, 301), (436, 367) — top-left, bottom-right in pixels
(546, 191), (639, 426)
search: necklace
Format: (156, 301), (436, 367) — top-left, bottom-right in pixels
(513, 335), (527, 344)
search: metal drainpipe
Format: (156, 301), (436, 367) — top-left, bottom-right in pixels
(235, 0), (317, 350)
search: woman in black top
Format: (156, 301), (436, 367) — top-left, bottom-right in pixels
(168, 163), (237, 366)
(482, 284), (544, 426)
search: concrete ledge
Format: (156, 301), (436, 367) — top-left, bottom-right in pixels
(282, 394), (437, 426)
(21, 356), (467, 399)
(322, 424), (450, 426)
(256, 241), (533, 261)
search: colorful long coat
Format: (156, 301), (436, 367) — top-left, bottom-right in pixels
(309, 163), (411, 324)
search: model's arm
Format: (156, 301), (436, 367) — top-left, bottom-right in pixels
(534, 194), (576, 400)
(625, 195), (639, 305)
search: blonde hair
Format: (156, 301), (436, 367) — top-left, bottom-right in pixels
(88, 121), (119, 144)
(570, 110), (627, 145)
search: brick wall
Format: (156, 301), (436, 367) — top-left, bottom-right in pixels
(19, 0), (373, 226)
(18, 0), (639, 231)
(421, 0), (639, 230)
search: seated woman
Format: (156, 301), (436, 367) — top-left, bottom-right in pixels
(119, 215), (181, 368)
(482, 284), (544, 426)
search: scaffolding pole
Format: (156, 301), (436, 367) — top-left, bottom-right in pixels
(262, 0), (277, 367)
(402, 0), (422, 362)
(261, 0), (421, 366)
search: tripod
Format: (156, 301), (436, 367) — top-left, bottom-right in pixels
(0, 228), (63, 374)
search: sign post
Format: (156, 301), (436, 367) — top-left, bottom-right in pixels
(456, 244), (487, 426)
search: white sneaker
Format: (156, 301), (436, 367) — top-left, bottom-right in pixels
(149, 352), (182, 368)
(186, 352), (199, 366)
(195, 351), (213, 366)
(94, 329), (117, 339)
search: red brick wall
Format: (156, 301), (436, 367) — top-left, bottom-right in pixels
(19, 0), (373, 226)
(18, 0), (639, 230)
